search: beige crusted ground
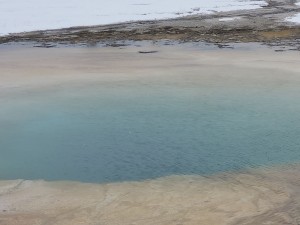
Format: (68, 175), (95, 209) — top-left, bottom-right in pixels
(1, 45), (300, 90)
(1, 46), (300, 225)
(1, 166), (300, 225)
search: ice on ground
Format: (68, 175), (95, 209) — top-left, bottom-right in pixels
(219, 16), (242, 22)
(285, 13), (300, 24)
(0, 0), (267, 36)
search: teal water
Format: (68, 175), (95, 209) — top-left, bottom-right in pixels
(1, 67), (300, 183)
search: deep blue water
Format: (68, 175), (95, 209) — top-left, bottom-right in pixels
(1, 69), (300, 183)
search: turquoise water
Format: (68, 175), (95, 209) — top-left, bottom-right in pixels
(1, 68), (300, 183)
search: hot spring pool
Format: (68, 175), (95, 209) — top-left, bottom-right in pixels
(1, 46), (300, 183)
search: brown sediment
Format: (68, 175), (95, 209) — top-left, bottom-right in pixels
(258, 28), (300, 39)
(2, 25), (299, 46)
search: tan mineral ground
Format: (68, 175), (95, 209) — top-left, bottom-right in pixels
(1, 165), (300, 225)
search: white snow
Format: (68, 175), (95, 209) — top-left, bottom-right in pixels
(219, 16), (242, 22)
(285, 13), (300, 24)
(0, 0), (267, 36)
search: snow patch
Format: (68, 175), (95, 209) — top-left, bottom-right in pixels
(285, 13), (300, 24)
(219, 16), (242, 22)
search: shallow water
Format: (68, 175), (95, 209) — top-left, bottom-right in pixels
(1, 47), (300, 183)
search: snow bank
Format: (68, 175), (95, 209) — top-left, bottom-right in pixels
(0, 0), (267, 36)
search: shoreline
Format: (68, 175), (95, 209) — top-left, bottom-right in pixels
(1, 0), (300, 49)
(1, 163), (300, 225)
